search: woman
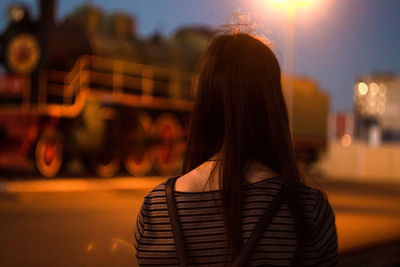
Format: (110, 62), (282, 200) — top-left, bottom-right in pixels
(135, 32), (338, 266)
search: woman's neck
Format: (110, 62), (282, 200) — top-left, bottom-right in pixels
(175, 159), (278, 192)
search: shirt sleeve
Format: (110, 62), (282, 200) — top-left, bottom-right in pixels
(134, 200), (146, 252)
(312, 190), (338, 266)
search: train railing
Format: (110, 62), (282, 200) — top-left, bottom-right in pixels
(0, 54), (197, 116)
(41, 55), (196, 118)
(42, 56), (90, 117)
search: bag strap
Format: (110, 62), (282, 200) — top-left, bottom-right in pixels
(166, 177), (188, 267)
(232, 187), (285, 267)
(166, 176), (285, 267)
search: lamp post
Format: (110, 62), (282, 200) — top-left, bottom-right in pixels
(271, 0), (314, 123)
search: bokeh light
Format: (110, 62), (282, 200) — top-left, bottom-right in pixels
(370, 82), (379, 95)
(358, 82), (368, 95)
(341, 133), (352, 147)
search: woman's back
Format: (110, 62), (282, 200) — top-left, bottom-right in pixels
(134, 176), (337, 266)
(135, 31), (338, 266)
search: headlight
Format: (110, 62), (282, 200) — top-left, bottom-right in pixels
(5, 33), (41, 75)
(7, 5), (26, 22)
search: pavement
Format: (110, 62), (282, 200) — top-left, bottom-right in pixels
(319, 178), (400, 266)
(0, 176), (166, 193)
(0, 175), (400, 266)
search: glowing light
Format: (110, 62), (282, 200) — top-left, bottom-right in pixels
(341, 134), (352, 147)
(272, 0), (314, 7)
(370, 82), (379, 95)
(8, 6), (25, 22)
(111, 238), (136, 252)
(377, 104), (385, 115)
(358, 82), (368, 95)
(270, 0), (315, 14)
(112, 243), (118, 251)
(87, 243), (94, 252)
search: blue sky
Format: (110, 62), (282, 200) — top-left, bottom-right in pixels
(1, 0), (399, 111)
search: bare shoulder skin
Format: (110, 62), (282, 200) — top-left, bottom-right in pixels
(175, 159), (279, 192)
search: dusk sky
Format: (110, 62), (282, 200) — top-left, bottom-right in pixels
(1, 0), (399, 111)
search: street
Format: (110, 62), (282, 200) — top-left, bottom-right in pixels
(0, 176), (400, 266)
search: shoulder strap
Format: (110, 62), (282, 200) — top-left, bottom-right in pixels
(166, 177), (188, 267)
(166, 177), (285, 267)
(232, 187), (285, 267)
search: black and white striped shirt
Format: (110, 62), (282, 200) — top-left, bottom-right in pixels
(135, 176), (338, 266)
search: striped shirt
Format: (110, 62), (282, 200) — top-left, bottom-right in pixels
(135, 176), (338, 266)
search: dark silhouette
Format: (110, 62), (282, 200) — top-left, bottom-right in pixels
(135, 31), (338, 266)
(184, 32), (305, 259)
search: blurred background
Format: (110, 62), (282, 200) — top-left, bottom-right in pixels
(0, 0), (399, 266)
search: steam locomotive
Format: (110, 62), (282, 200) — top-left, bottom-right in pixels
(0, 0), (212, 177)
(0, 0), (328, 178)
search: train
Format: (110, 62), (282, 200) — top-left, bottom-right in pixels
(0, 0), (329, 178)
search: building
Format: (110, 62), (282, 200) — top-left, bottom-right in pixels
(354, 73), (400, 144)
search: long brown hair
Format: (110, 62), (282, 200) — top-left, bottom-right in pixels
(183, 32), (305, 261)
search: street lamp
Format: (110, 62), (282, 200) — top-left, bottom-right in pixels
(271, 0), (314, 123)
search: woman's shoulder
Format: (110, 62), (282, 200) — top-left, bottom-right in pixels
(299, 183), (328, 200)
(298, 183), (336, 232)
(142, 180), (168, 203)
(298, 183), (333, 214)
(142, 176), (332, 210)
(138, 181), (169, 223)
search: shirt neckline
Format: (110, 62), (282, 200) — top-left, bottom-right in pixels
(173, 175), (282, 194)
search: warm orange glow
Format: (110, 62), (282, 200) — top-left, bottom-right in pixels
(367, 103), (376, 114)
(370, 82), (379, 95)
(87, 243), (94, 252)
(341, 134), (352, 147)
(377, 104), (385, 115)
(379, 83), (387, 94)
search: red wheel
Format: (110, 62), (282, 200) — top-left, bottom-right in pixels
(94, 149), (121, 178)
(123, 113), (152, 177)
(92, 108), (121, 178)
(35, 134), (63, 178)
(150, 114), (185, 175)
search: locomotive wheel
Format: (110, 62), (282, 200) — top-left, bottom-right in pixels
(150, 113), (185, 176)
(35, 134), (63, 178)
(92, 108), (121, 178)
(93, 149), (121, 178)
(123, 113), (152, 177)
